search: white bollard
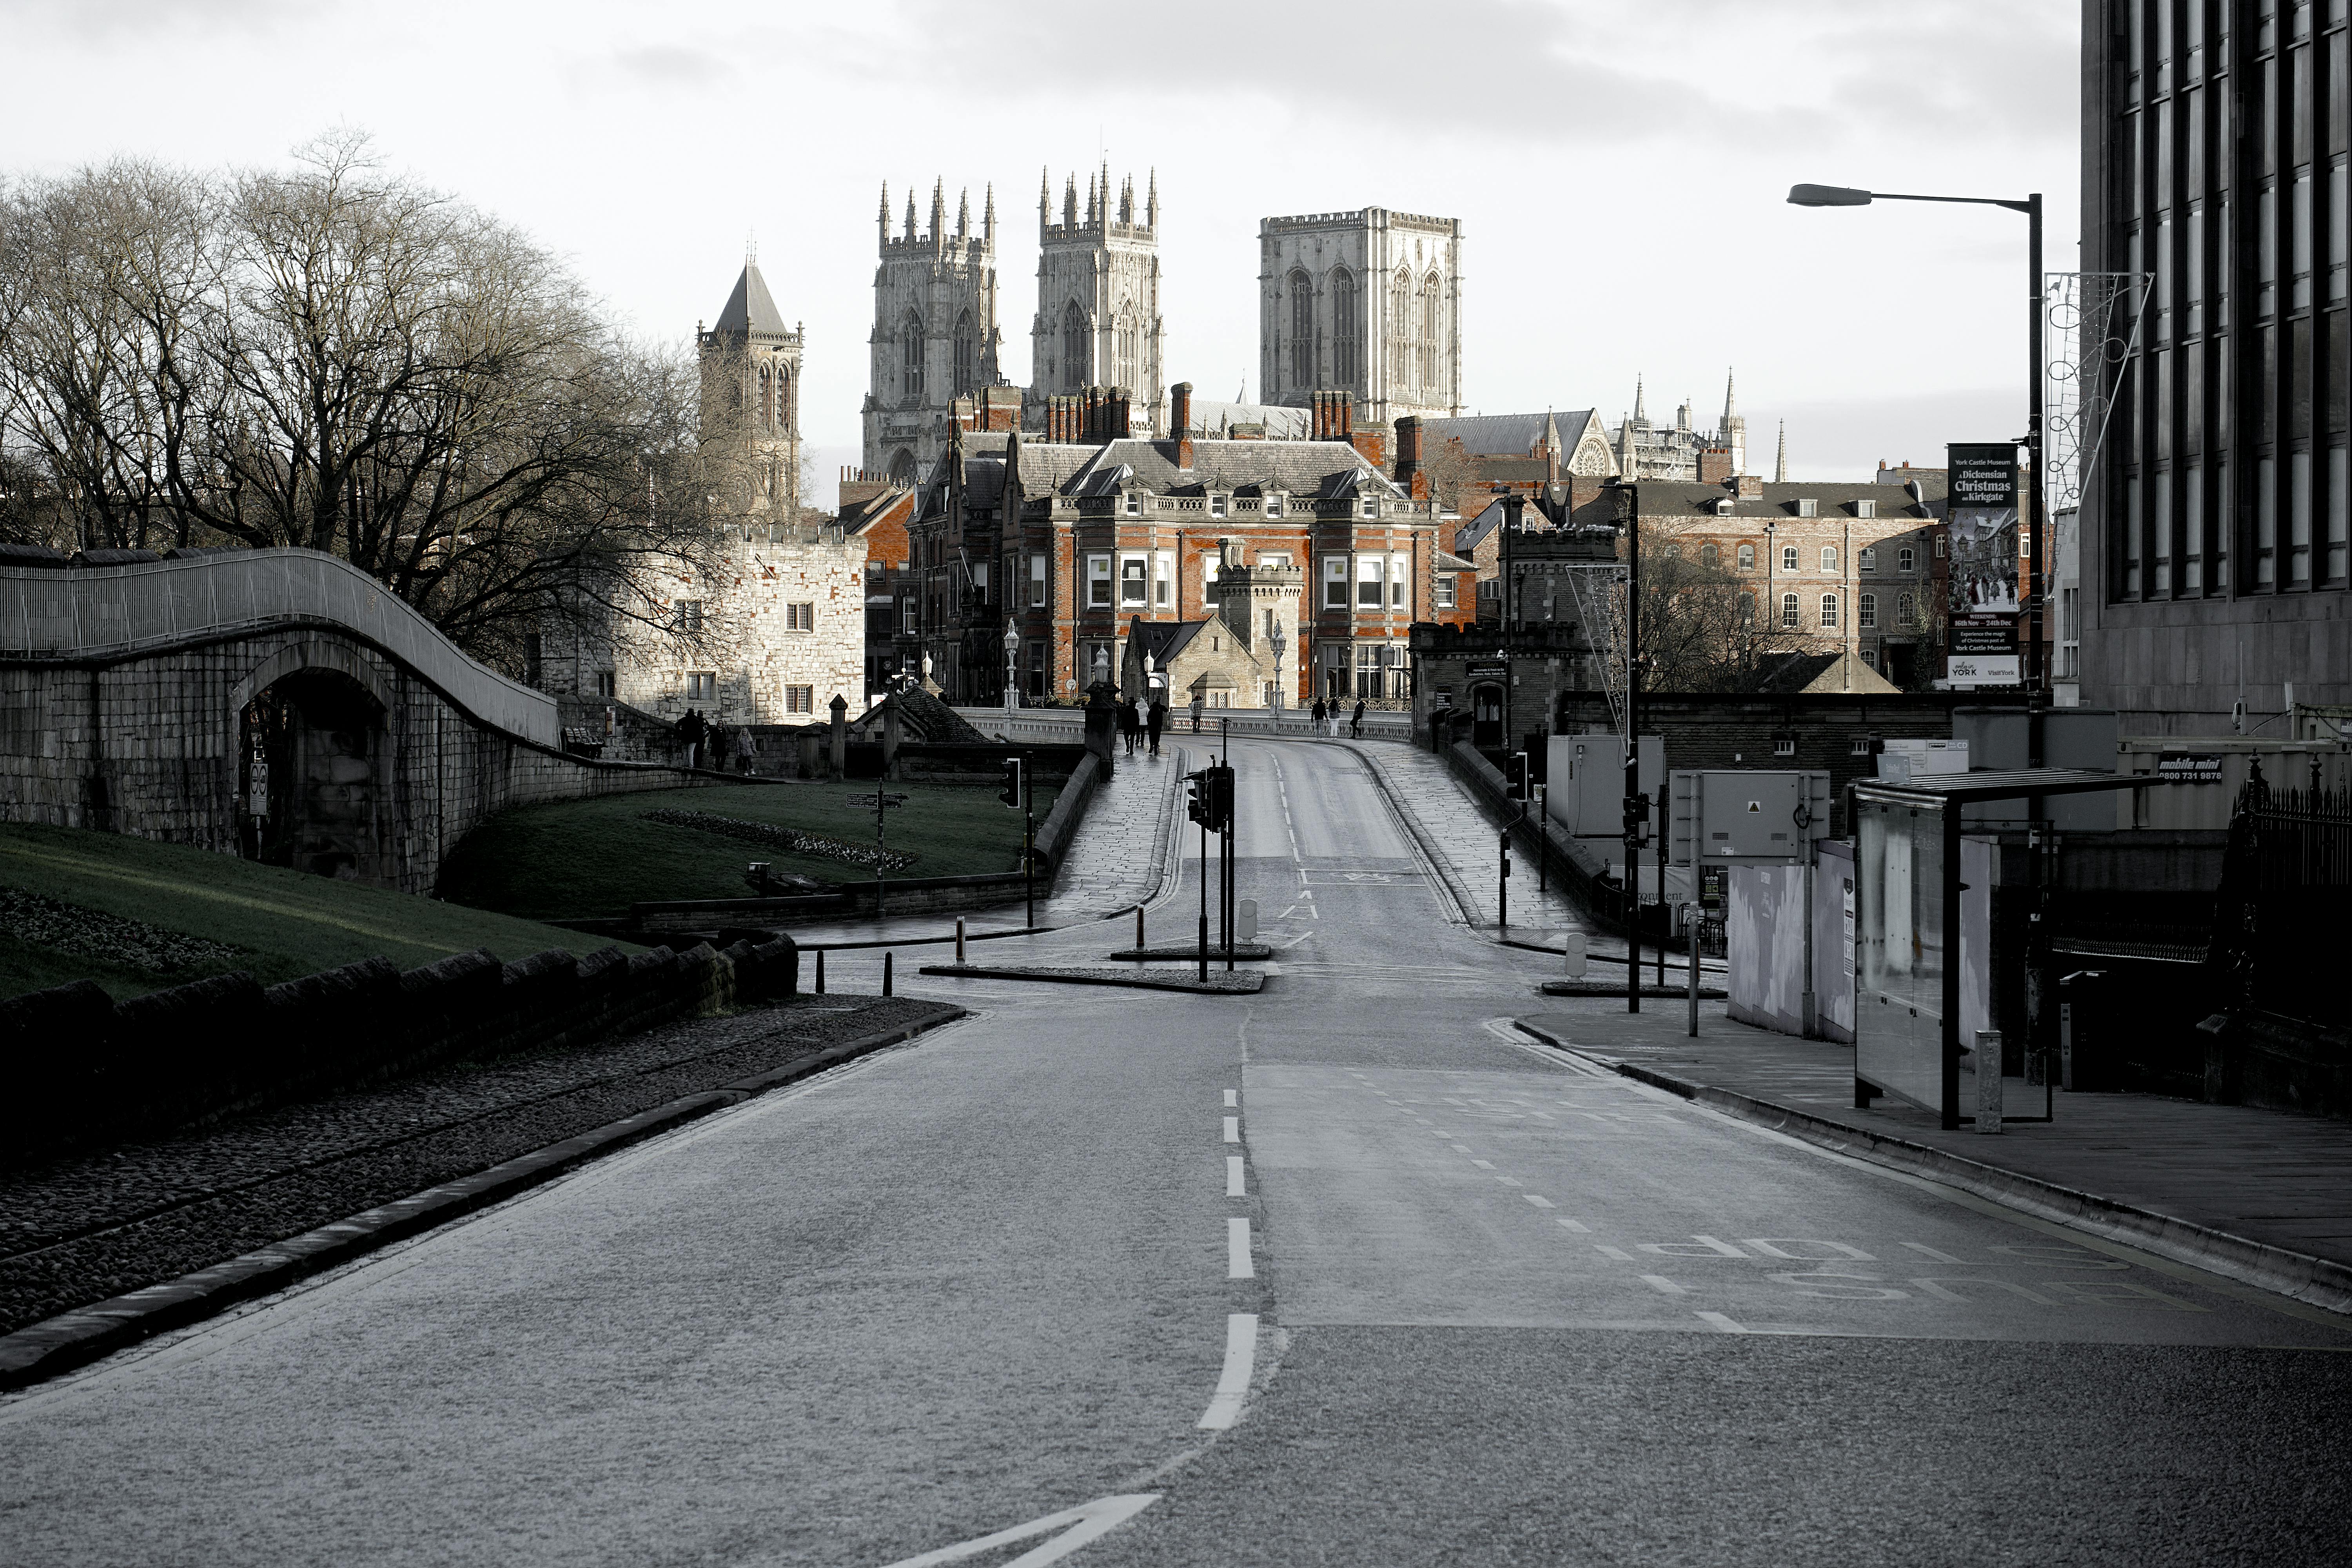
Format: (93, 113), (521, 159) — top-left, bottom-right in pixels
(956, 916), (967, 964)
(1563, 931), (1588, 980)
(1236, 899), (1259, 944)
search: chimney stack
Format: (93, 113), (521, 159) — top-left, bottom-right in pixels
(1171, 381), (1194, 470)
(1698, 446), (1733, 486)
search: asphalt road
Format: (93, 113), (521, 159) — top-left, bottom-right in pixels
(3, 738), (2346, 1566)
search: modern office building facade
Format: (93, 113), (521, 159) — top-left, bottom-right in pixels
(2080, 0), (2348, 728)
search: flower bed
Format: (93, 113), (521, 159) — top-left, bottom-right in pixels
(0, 888), (247, 976)
(642, 809), (917, 873)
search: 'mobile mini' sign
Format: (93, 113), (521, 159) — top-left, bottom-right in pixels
(2156, 753), (2225, 782)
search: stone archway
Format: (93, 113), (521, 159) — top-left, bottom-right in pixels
(236, 653), (390, 882)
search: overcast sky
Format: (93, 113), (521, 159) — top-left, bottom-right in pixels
(3, 0), (2078, 505)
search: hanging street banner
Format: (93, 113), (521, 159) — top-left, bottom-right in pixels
(1945, 443), (2021, 687)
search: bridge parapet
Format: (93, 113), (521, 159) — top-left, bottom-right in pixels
(0, 548), (557, 748)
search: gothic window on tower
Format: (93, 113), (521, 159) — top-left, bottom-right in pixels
(1115, 307), (1139, 392)
(1289, 271), (1313, 387)
(954, 310), (975, 392)
(1390, 270), (1411, 383)
(900, 312), (924, 398)
(1061, 302), (1089, 390)
(1332, 269), (1357, 385)
(759, 364), (773, 430)
(1419, 274), (1441, 387)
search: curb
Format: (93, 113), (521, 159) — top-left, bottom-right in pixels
(0, 1002), (968, 1393)
(1537, 980), (1728, 1000)
(1106, 944), (1274, 962)
(917, 963), (1263, 995)
(1335, 742), (1480, 927)
(1512, 1018), (2352, 1318)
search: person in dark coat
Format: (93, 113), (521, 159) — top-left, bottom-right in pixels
(1119, 695), (1139, 754)
(1351, 698), (1366, 738)
(676, 707), (706, 769)
(1311, 697), (1327, 734)
(1146, 695), (1166, 755)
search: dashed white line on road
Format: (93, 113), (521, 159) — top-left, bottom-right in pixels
(1556, 1217), (1591, 1232)
(1223, 1089), (1238, 1107)
(1471, 1159), (1496, 1170)
(1223, 1116), (1240, 1143)
(1450, 1143), (1473, 1153)
(1696, 1312), (1751, 1334)
(1226, 1156), (1245, 1197)
(1228, 1218), (1254, 1278)
(1595, 1245), (1637, 1260)
(1197, 1313), (1261, 1430)
(1640, 1275), (1688, 1296)
(1492, 1174), (1521, 1186)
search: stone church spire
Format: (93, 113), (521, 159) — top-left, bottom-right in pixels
(903, 190), (917, 243)
(1632, 375), (1648, 424)
(1774, 419), (1788, 482)
(929, 180), (946, 248)
(984, 183), (996, 246)
(1720, 367), (1738, 434)
(956, 187), (970, 240)
(1146, 169), (1158, 228)
(878, 181), (890, 249)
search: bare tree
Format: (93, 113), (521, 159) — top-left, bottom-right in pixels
(1422, 434), (1479, 514)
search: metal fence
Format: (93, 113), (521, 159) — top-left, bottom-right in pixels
(2209, 774), (2352, 1027)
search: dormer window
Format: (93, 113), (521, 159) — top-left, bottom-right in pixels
(1796, 498), (1818, 518)
(1361, 497), (1377, 518)
(1210, 494), (1228, 518)
(1714, 498), (1734, 516)
(1265, 494), (1284, 518)
(1855, 498), (1876, 519)
(1123, 491), (1141, 516)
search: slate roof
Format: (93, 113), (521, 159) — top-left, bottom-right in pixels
(1126, 616), (1212, 665)
(1421, 413), (1553, 457)
(981, 437), (1403, 501)
(1435, 551), (1478, 572)
(711, 262), (790, 337)
(1637, 478), (1948, 521)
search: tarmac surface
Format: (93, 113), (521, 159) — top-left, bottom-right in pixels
(3, 737), (2347, 1566)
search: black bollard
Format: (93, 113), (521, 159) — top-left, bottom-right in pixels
(883, 950), (894, 996)
(816, 949), (826, 993)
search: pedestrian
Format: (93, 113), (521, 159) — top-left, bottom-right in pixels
(676, 707), (706, 769)
(1311, 696), (1327, 735)
(1146, 695), (1166, 756)
(1351, 698), (1365, 739)
(735, 726), (755, 775)
(1188, 692), (1204, 733)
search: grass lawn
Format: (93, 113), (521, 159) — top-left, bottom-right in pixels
(0, 822), (644, 1004)
(434, 777), (1062, 922)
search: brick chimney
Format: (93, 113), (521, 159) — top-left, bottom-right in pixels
(980, 386), (1021, 432)
(1100, 389), (1130, 443)
(1735, 474), (1764, 499)
(1697, 446), (1732, 485)
(1349, 425), (1386, 468)
(1394, 416), (1423, 492)
(838, 466), (892, 510)
(1171, 381), (1194, 470)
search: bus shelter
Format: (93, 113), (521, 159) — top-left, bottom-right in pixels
(1849, 768), (2166, 1130)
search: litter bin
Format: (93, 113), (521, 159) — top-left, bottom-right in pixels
(2058, 970), (2109, 1092)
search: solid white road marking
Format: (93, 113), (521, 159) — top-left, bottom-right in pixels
(1226, 1156), (1246, 1197)
(1223, 1116), (1240, 1143)
(1523, 1194), (1555, 1209)
(1196, 1312), (1260, 1430)
(880, 1493), (1162, 1568)
(1228, 1217), (1254, 1278)
(1223, 1089), (1238, 1107)
(1696, 1312), (1751, 1334)
(1640, 1275), (1688, 1296)
(1556, 1217), (1592, 1232)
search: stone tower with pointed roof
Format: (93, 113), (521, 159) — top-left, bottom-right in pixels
(699, 250), (804, 516)
(864, 179), (1004, 485)
(1030, 165), (1163, 430)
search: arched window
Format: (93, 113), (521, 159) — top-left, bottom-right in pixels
(1820, 594), (1839, 628)
(1289, 271), (1313, 387)
(1783, 544), (1799, 573)
(1700, 542), (1719, 569)
(1331, 268), (1357, 385)
(888, 447), (917, 483)
(1420, 272), (1441, 386)
(1820, 545), (1838, 573)
(1737, 542), (1755, 570)
(953, 310), (976, 392)
(758, 363), (773, 430)
(1391, 269), (1411, 384)
(1061, 301), (1089, 390)
(774, 365), (791, 435)
(900, 312), (924, 398)
(1780, 592), (1800, 628)
(1115, 306), (1139, 391)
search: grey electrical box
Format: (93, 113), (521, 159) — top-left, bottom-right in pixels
(1546, 734), (1666, 838)
(1669, 770), (1833, 866)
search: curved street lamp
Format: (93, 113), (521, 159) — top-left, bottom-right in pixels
(1787, 181), (2045, 702)
(1002, 621), (1019, 713)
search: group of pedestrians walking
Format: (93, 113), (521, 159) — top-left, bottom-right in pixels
(1119, 693), (1168, 756)
(674, 707), (755, 773)
(1308, 696), (1368, 739)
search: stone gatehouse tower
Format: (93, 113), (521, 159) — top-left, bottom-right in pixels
(1259, 208), (1462, 428)
(698, 253), (803, 515)
(863, 180), (1003, 485)
(1030, 165), (1163, 429)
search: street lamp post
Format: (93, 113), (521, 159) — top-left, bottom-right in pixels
(1002, 622), (1019, 713)
(1787, 182), (2046, 710)
(1269, 621), (1287, 717)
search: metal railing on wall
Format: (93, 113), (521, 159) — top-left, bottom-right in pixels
(0, 549), (559, 746)
(2209, 772), (2352, 1028)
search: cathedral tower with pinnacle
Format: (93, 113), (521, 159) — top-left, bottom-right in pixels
(864, 179), (1003, 483)
(699, 249), (803, 515)
(1030, 165), (1163, 431)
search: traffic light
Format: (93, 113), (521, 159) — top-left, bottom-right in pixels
(1186, 769), (1212, 829)
(998, 756), (1024, 809)
(1207, 764), (1234, 831)
(1506, 752), (1530, 800)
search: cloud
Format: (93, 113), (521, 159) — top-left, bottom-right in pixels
(607, 44), (733, 89)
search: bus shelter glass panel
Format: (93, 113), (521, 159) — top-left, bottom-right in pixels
(1855, 797), (1944, 1114)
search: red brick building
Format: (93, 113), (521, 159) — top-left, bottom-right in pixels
(907, 384), (1448, 706)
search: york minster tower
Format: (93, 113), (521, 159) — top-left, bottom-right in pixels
(1030, 165), (1163, 431)
(863, 180), (1002, 483)
(1259, 208), (1462, 427)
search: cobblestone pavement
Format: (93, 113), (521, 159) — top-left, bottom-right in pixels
(1046, 742), (1186, 918)
(0, 994), (942, 1338)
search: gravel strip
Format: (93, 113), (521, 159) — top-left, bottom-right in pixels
(0, 994), (944, 1337)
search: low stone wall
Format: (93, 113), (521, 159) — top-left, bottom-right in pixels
(0, 934), (800, 1163)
